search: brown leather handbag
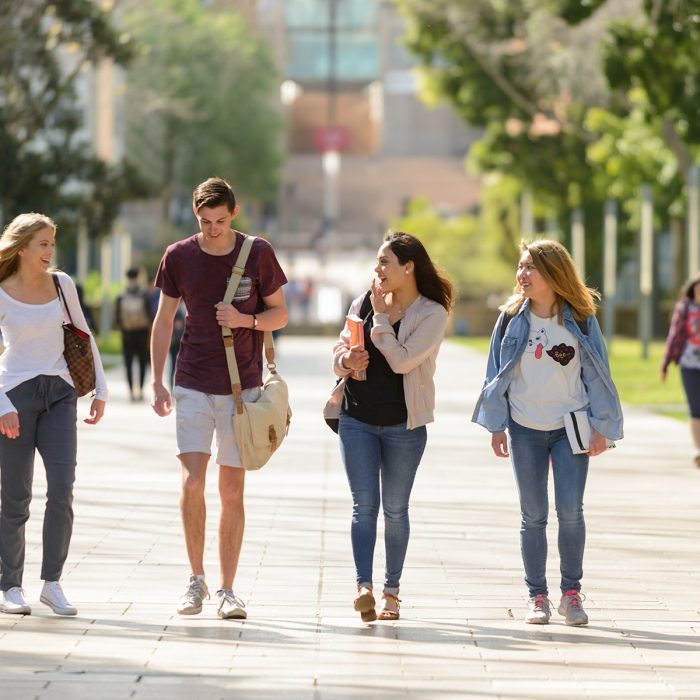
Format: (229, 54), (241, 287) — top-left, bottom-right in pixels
(52, 274), (96, 397)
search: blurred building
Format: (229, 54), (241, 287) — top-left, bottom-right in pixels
(252, 0), (481, 250)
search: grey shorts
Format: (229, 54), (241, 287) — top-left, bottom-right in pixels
(172, 385), (261, 467)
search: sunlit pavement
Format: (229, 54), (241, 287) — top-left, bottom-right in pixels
(1, 336), (698, 700)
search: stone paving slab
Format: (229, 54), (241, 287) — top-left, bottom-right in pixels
(0, 336), (699, 699)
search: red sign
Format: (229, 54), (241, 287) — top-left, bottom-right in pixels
(313, 125), (351, 152)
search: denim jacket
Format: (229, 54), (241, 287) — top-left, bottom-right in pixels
(471, 300), (624, 440)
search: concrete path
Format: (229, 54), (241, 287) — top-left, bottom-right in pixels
(0, 336), (698, 700)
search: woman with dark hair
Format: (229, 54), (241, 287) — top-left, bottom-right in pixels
(661, 271), (700, 467)
(326, 231), (454, 622)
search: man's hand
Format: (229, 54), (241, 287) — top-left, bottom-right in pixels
(0, 411), (20, 439)
(151, 383), (173, 417)
(83, 399), (106, 425)
(215, 302), (249, 329)
(491, 431), (509, 457)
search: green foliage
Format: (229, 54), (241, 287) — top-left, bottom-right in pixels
(390, 195), (515, 300)
(395, 0), (700, 291)
(123, 0), (284, 208)
(0, 0), (139, 241)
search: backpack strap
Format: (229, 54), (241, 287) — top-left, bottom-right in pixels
(359, 290), (372, 319)
(221, 235), (277, 414)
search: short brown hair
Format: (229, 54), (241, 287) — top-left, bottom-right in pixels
(192, 177), (236, 213)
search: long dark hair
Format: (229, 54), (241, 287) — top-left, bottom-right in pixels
(680, 271), (700, 300)
(384, 231), (455, 311)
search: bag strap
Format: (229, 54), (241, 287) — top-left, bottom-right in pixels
(52, 274), (75, 325)
(221, 235), (277, 413)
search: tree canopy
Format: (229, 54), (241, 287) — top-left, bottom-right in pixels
(395, 0), (700, 284)
(122, 0), (283, 228)
(0, 0), (139, 240)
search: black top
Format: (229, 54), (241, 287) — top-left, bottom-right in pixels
(343, 300), (407, 426)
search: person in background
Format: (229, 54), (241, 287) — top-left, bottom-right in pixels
(329, 231), (454, 622)
(473, 239), (623, 626)
(661, 271), (700, 467)
(0, 213), (107, 617)
(115, 267), (153, 402)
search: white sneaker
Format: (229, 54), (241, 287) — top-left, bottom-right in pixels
(0, 587), (31, 615)
(216, 589), (247, 620)
(177, 575), (209, 615)
(40, 581), (77, 616)
(525, 594), (552, 624)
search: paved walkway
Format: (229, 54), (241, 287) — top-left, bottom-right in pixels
(1, 337), (699, 700)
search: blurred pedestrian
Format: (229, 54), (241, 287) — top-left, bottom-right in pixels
(661, 271), (700, 467)
(0, 213), (107, 617)
(115, 267), (153, 402)
(150, 177), (287, 620)
(473, 239), (623, 626)
(328, 231), (454, 622)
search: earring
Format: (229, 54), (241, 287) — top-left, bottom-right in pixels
(405, 269), (409, 275)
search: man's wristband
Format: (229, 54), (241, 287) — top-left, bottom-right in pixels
(252, 314), (258, 329)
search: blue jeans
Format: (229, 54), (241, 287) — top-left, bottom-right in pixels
(338, 414), (427, 593)
(508, 419), (589, 598)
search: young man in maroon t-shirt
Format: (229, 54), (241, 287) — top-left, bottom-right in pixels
(150, 177), (288, 620)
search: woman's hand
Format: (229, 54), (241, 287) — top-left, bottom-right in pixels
(491, 431), (509, 457)
(342, 344), (369, 372)
(660, 367), (667, 382)
(0, 411), (20, 439)
(370, 279), (388, 314)
(588, 430), (607, 457)
(84, 399), (106, 425)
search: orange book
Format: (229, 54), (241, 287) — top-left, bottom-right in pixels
(346, 314), (367, 381)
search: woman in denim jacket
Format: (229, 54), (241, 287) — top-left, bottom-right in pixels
(473, 240), (623, 626)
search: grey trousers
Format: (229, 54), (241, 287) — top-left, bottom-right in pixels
(0, 375), (77, 589)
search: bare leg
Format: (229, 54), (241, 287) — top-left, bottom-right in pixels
(690, 418), (700, 450)
(218, 466), (245, 590)
(179, 452), (209, 575)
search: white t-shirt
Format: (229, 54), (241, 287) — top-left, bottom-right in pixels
(509, 313), (589, 431)
(0, 271), (108, 416)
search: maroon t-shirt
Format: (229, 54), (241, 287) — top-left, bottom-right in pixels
(155, 231), (287, 394)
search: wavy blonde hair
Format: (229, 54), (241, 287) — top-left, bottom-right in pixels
(0, 213), (56, 283)
(500, 239), (600, 322)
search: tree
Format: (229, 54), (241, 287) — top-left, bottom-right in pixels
(394, 0), (700, 286)
(122, 0), (283, 231)
(0, 0), (139, 242)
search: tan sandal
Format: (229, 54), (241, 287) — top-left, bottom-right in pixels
(377, 593), (401, 620)
(354, 586), (376, 622)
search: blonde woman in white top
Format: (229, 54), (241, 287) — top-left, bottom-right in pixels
(0, 213), (108, 616)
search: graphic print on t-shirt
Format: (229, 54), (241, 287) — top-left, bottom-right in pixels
(524, 324), (576, 366)
(525, 327), (548, 359)
(547, 343), (576, 366)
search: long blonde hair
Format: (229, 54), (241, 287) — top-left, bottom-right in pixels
(500, 239), (600, 322)
(0, 213), (56, 283)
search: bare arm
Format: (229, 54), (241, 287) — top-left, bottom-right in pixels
(150, 292), (179, 417)
(214, 286), (289, 331)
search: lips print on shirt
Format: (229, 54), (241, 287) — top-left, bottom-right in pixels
(546, 343), (575, 366)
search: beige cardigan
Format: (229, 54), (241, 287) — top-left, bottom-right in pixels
(325, 293), (448, 430)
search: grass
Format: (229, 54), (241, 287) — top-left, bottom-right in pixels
(452, 335), (687, 419)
